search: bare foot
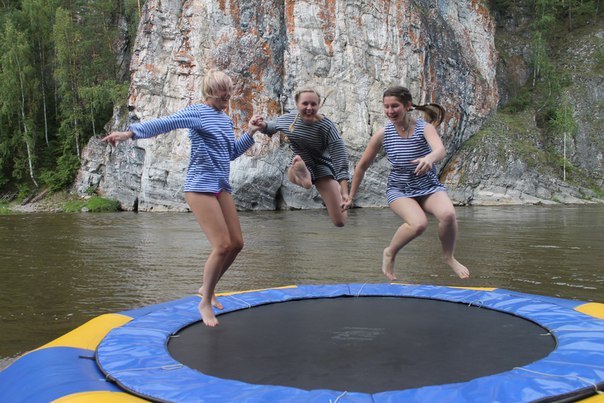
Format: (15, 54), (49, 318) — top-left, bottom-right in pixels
(197, 288), (224, 309)
(444, 257), (470, 279)
(382, 247), (397, 281)
(198, 301), (219, 327)
(211, 295), (224, 310)
(289, 155), (312, 189)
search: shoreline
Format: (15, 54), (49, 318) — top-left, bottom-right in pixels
(3, 189), (603, 214)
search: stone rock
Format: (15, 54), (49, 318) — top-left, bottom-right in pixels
(74, 0), (602, 210)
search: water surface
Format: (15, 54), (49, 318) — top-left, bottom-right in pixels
(0, 205), (602, 369)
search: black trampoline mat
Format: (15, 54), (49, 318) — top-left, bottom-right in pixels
(168, 297), (556, 393)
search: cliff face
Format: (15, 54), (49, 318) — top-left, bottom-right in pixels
(443, 12), (603, 206)
(74, 0), (601, 211)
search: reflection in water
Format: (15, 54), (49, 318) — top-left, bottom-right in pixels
(0, 206), (602, 369)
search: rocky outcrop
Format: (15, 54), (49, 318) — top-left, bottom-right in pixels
(440, 14), (603, 206)
(75, 0), (498, 211)
(73, 0), (602, 210)
(442, 111), (600, 205)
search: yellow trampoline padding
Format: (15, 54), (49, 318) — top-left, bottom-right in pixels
(575, 302), (604, 320)
(578, 393), (604, 402)
(390, 283), (497, 292)
(38, 313), (132, 351)
(53, 391), (148, 402)
(448, 286), (498, 291)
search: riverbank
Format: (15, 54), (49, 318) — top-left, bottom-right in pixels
(2, 190), (120, 214)
(2, 188), (603, 215)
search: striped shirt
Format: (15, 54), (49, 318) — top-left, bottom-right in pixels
(129, 104), (255, 193)
(383, 118), (446, 204)
(264, 112), (349, 182)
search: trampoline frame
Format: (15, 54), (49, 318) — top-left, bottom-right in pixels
(95, 283), (604, 402)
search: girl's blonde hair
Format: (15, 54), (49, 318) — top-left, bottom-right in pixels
(201, 69), (233, 100)
(383, 86), (446, 128)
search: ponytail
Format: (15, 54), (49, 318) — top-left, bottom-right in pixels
(412, 103), (446, 128)
(383, 86), (446, 128)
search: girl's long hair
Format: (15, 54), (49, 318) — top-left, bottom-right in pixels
(383, 86), (446, 128)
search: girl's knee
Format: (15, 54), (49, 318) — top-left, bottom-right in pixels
(439, 210), (457, 226)
(409, 220), (428, 236)
(215, 238), (243, 256)
(332, 216), (347, 227)
(232, 238), (244, 254)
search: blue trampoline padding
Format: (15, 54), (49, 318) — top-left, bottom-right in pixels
(119, 295), (200, 319)
(0, 347), (122, 403)
(96, 283), (604, 402)
(490, 288), (589, 310)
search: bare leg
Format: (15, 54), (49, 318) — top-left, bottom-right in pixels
(197, 287), (224, 310)
(383, 198), (428, 281)
(382, 247), (397, 281)
(287, 155), (312, 189)
(420, 191), (470, 279)
(186, 192), (244, 327)
(315, 177), (347, 227)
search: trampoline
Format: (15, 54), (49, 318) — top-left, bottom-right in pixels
(1, 283), (603, 403)
(96, 284), (604, 402)
(169, 297), (555, 393)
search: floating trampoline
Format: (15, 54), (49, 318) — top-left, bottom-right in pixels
(1, 284), (603, 403)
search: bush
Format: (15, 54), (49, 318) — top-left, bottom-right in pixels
(39, 153), (81, 192)
(503, 90), (533, 113)
(0, 201), (11, 215)
(63, 196), (121, 212)
(86, 197), (121, 212)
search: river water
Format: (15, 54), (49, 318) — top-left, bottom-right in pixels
(0, 205), (602, 370)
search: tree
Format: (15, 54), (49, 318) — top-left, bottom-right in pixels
(0, 21), (39, 187)
(21, 0), (60, 147)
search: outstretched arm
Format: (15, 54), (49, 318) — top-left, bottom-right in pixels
(343, 128), (384, 210)
(102, 130), (133, 146)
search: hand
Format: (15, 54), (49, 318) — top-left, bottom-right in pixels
(341, 196), (353, 211)
(411, 156), (433, 176)
(248, 115), (265, 134)
(102, 131), (133, 146)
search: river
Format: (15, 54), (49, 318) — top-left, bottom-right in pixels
(0, 205), (602, 369)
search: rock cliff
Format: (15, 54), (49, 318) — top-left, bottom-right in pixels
(74, 0), (602, 210)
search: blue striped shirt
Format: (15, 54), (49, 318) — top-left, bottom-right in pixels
(383, 119), (446, 203)
(129, 104), (255, 193)
(264, 112), (349, 182)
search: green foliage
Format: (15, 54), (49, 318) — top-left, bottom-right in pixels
(595, 49), (604, 70)
(0, 0), (142, 194)
(0, 203), (11, 215)
(549, 98), (579, 137)
(16, 182), (31, 200)
(503, 89), (533, 113)
(64, 196), (121, 213)
(86, 197), (121, 212)
(488, 0), (519, 14)
(39, 153), (80, 191)
(62, 199), (85, 212)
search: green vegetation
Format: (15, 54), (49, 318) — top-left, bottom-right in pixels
(63, 196), (121, 213)
(0, 0), (600, 205)
(458, 104), (599, 194)
(0, 200), (11, 214)
(596, 49), (604, 70)
(0, 0), (143, 197)
(488, 0), (601, 194)
(492, 0), (600, 117)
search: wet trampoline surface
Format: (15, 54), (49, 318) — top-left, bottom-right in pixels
(168, 297), (556, 393)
